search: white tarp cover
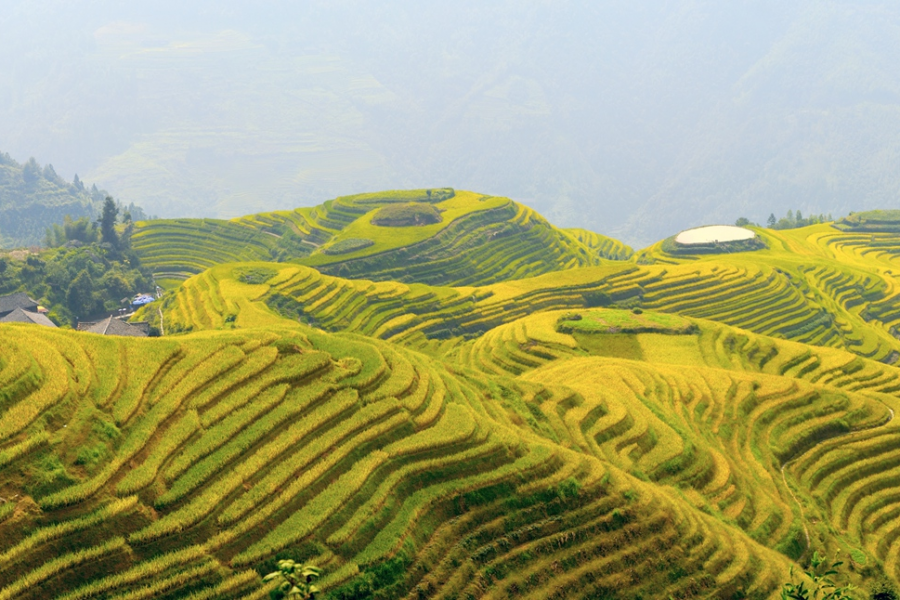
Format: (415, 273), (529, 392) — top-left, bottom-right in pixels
(675, 225), (755, 245)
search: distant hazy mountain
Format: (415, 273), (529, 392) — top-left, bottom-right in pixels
(2, 1), (899, 246)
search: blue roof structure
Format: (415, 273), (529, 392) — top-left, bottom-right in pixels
(132, 294), (155, 306)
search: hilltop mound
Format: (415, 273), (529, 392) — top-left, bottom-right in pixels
(657, 224), (765, 256)
(675, 225), (755, 245)
(131, 189), (634, 289)
(834, 209), (900, 232)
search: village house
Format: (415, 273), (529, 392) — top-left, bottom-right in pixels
(77, 315), (150, 337)
(0, 292), (56, 327)
(0, 307), (57, 327)
(0, 292), (39, 318)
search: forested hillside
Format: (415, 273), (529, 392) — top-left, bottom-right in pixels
(0, 152), (151, 250)
(5, 191), (900, 598)
(0, 153), (101, 249)
(0, 199), (153, 326)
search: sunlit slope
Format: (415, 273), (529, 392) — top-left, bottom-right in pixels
(0, 324), (798, 599)
(456, 308), (900, 389)
(148, 231), (900, 362)
(132, 189), (633, 288)
(457, 308), (900, 580)
(561, 228), (634, 261)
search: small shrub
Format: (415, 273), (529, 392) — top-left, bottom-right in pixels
(780, 552), (855, 599)
(264, 559), (322, 599)
(870, 577), (899, 600)
(74, 443), (107, 467)
(583, 290), (612, 307)
(234, 266), (277, 285)
(371, 203), (442, 227)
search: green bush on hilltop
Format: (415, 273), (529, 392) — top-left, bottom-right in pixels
(766, 209), (832, 230)
(556, 308), (695, 335)
(370, 203), (442, 227)
(234, 266), (278, 285)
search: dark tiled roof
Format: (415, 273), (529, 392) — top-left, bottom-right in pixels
(0, 292), (38, 316)
(0, 307), (57, 327)
(81, 316), (150, 337)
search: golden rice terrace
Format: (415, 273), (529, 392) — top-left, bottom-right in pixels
(5, 191), (900, 599)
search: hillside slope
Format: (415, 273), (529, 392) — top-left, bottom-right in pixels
(12, 207), (900, 597)
(147, 220), (900, 364)
(0, 323), (811, 599)
(131, 189), (632, 289)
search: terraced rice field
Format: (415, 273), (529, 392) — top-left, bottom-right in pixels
(0, 321), (816, 599)
(14, 203), (900, 598)
(150, 233), (900, 364)
(133, 189), (633, 288)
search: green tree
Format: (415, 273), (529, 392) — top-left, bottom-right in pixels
(781, 552), (855, 599)
(870, 577), (899, 600)
(264, 560), (321, 599)
(101, 271), (132, 301)
(22, 157), (41, 186)
(768, 213), (777, 227)
(46, 215), (101, 247)
(66, 216), (99, 245)
(99, 196), (119, 249)
(66, 269), (96, 318)
(735, 217), (751, 227)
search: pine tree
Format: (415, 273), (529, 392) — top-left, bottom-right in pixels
(99, 196), (119, 249)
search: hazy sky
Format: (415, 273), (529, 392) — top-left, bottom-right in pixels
(2, 1), (899, 246)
